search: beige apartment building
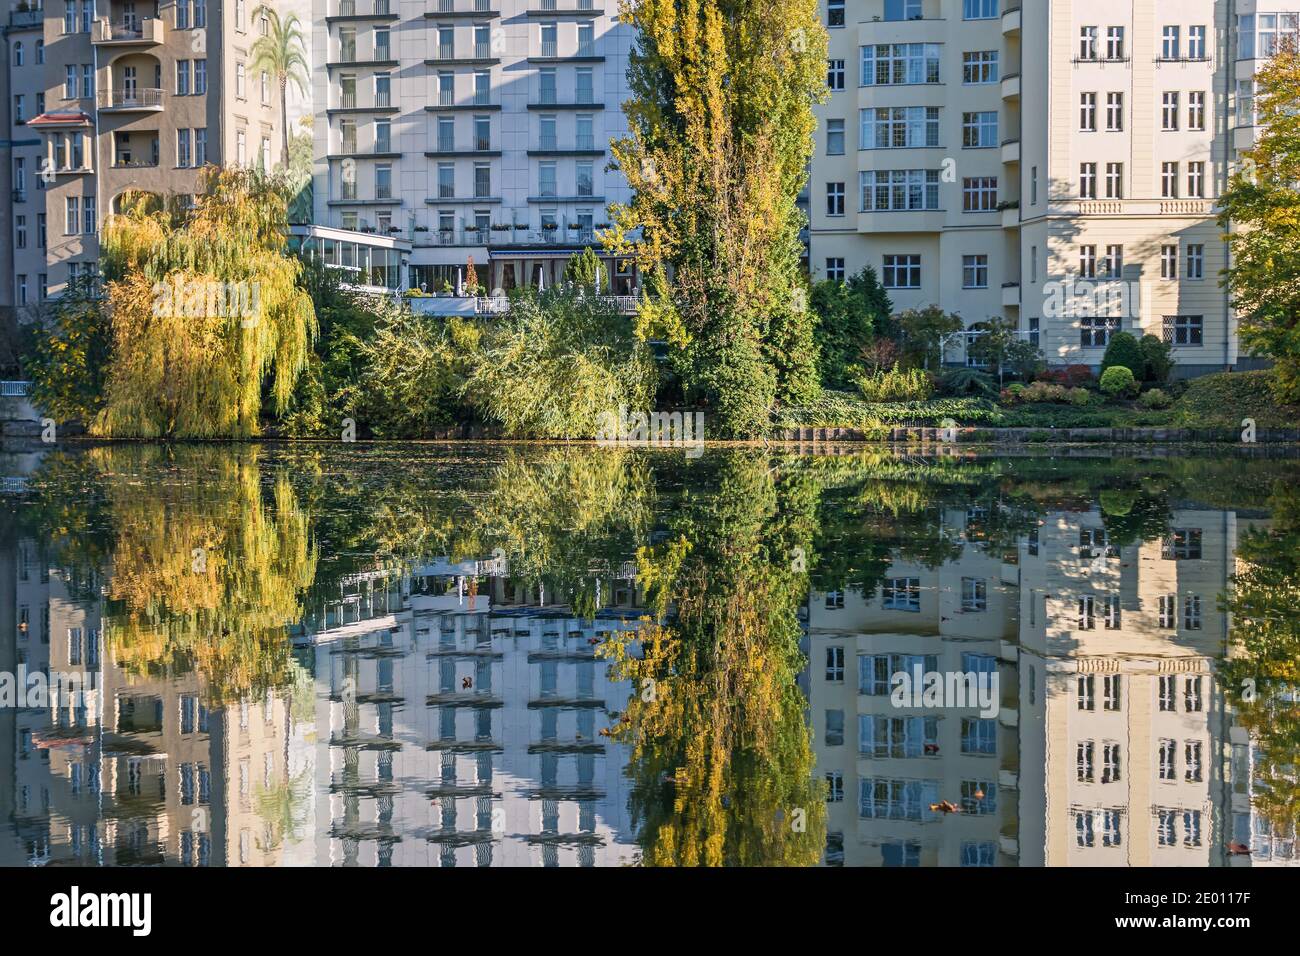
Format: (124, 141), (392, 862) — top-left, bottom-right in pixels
(808, 503), (1294, 867)
(811, 0), (1287, 376)
(1, 0), (283, 322)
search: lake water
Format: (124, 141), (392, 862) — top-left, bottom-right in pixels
(0, 443), (1296, 867)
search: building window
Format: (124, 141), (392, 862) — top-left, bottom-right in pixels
(1103, 244), (1123, 278)
(827, 0), (844, 28)
(1161, 162), (1179, 198)
(1106, 26), (1124, 59)
(825, 771), (844, 803)
(885, 0), (921, 20)
(1160, 244), (1178, 278)
(1077, 741), (1094, 781)
(1101, 743), (1122, 783)
(1188, 25), (1207, 59)
(826, 257), (845, 282)
(1161, 25), (1180, 60)
(962, 254), (988, 289)
(962, 176), (997, 211)
(824, 590), (844, 610)
(1079, 162), (1097, 198)
(1162, 91), (1179, 130)
(882, 254), (921, 289)
(962, 50), (998, 84)
(961, 718), (996, 755)
(1079, 244), (1097, 278)
(1105, 92), (1123, 131)
(961, 576), (987, 610)
(1163, 314), (1204, 346)
(1188, 91), (1206, 130)
(963, 0), (997, 20)
(1080, 26), (1098, 60)
(1080, 92), (1097, 131)
(827, 58), (845, 91)
(1105, 162), (1123, 198)
(861, 43), (942, 86)
(826, 118), (845, 154)
(1183, 595), (1203, 631)
(1186, 244), (1204, 279)
(1185, 741), (1203, 782)
(962, 111), (998, 148)
(1103, 674), (1122, 710)
(860, 169), (939, 211)
(1185, 678), (1203, 711)
(1077, 674), (1095, 711)
(1080, 315), (1118, 348)
(861, 106), (939, 149)
(826, 181), (845, 216)
(1158, 739), (1177, 780)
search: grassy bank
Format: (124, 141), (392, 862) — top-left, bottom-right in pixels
(773, 370), (1300, 436)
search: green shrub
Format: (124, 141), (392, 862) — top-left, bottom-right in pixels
(1139, 334), (1174, 383)
(1007, 382), (1026, 397)
(1021, 381), (1068, 403)
(856, 364), (933, 403)
(1137, 387), (1173, 409)
(1067, 386), (1093, 406)
(937, 367), (997, 398)
(1101, 332), (1143, 377)
(1099, 365), (1138, 397)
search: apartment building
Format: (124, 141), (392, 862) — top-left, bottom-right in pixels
(1, 0), (283, 320)
(309, 0), (641, 296)
(811, 0), (1287, 376)
(808, 503), (1294, 867)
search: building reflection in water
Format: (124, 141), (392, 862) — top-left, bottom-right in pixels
(807, 505), (1294, 867)
(1, 480), (1296, 867)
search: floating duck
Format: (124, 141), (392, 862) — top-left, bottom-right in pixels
(1227, 841), (1252, 856)
(461, 676), (472, 690)
(929, 800), (962, 814)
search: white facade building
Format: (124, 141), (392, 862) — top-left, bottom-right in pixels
(310, 0), (642, 296)
(811, 0), (1293, 375)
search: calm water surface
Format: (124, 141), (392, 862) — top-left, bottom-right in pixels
(1, 443), (1297, 867)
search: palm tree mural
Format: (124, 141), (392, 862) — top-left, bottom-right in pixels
(250, 4), (310, 169)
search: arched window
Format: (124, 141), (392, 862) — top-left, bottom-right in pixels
(13, 41), (23, 67)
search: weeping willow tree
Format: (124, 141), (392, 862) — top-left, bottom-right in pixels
(95, 167), (316, 438)
(600, 451), (826, 865)
(606, 0), (827, 436)
(93, 445), (318, 705)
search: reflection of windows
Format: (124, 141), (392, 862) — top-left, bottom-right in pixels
(960, 780), (996, 814)
(860, 714), (938, 758)
(1077, 596), (1097, 630)
(1183, 810), (1202, 847)
(1158, 809), (1176, 846)
(1074, 810), (1095, 846)
(1184, 676), (1203, 711)
(961, 576), (987, 611)
(1158, 674), (1176, 711)
(1183, 594), (1202, 631)
(961, 841), (996, 866)
(824, 709), (844, 746)
(825, 645), (844, 681)
(825, 771), (843, 802)
(860, 777), (940, 820)
(882, 576), (921, 611)
(881, 841), (922, 867)
(1184, 740), (1203, 782)
(1159, 739), (1177, 780)
(1164, 530), (1201, 561)
(1077, 674), (1095, 711)
(1077, 740), (1095, 781)
(1159, 594), (1177, 629)
(1103, 674), (1122, 710)
(825, 590), (844, 610)
(859, 653), (937, 695)
(961, 718), (996, 755)
(1102, 743), (1122, 783)
(1102, 810), (1122, 847)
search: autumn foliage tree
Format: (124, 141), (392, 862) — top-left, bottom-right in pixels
(607, 0), (827, 437)
(1218, 46), (1300, 403)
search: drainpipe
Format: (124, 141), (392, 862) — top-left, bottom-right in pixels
(1221, 0), (1236, 372)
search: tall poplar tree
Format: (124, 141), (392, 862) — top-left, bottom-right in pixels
(607, 0), (827, 437)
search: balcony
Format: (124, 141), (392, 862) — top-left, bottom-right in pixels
(1001, 282), (1021, 307)
(92, 17), (166, 46)
(9, 8), (43, 28)
(1001, 6), (1020, 34)
(98, 88), (165, 112)
(999, 202), (1019, 229)
(1000, 138), (1020, 164)
(1000, 72), (1020, 100)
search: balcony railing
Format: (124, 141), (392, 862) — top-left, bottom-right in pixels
(113, 157), (160, 168)
(0, 381), (32, 397)
(9, 9), (43, 28)
(98, 87), (164, 109)
(540, 40), (557, 57)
